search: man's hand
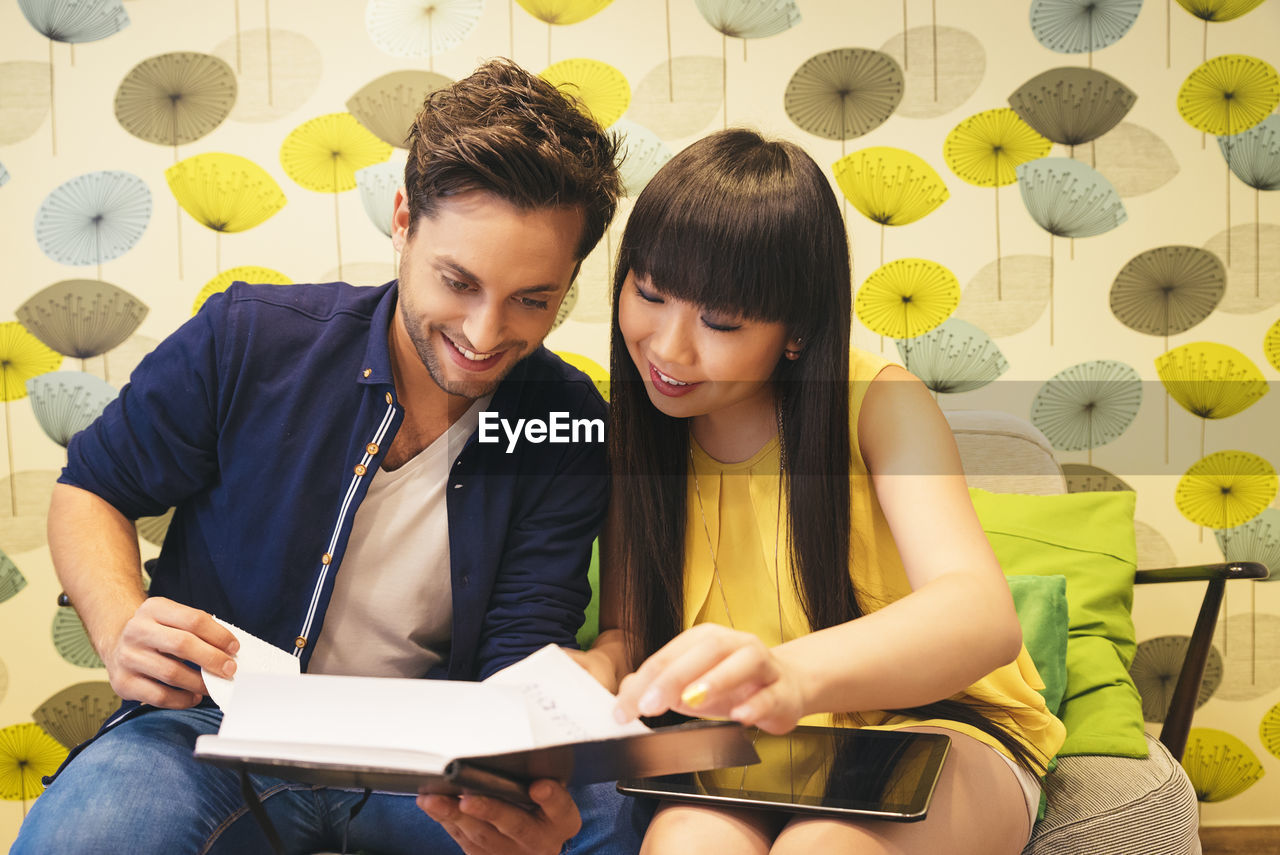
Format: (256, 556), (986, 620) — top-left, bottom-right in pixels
(418, 780), (581, 855)
(103, 596), (239, 708)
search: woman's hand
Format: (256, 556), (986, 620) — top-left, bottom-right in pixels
(562, 647), (619, 693)
(612, 623), (807, 734)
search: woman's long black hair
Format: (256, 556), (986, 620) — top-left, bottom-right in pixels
(608, 129), (1045, 774)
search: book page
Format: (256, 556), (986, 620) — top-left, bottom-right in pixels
(219, 673), (536, 760)
(201, 617), (300, 709)
(483, 645), (649, 748)
(203, 635), (644, 769)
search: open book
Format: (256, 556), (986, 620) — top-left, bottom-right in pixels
(194, 642), (758, 803)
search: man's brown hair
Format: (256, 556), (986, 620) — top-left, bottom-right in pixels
(405, 58), (621, 260)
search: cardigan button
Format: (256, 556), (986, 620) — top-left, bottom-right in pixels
(385, 392), (393, 404)
(366, 443), (379, 455)
(354, 463), (367, 476)
(321, 553), (332, 565)
(362, 368), (372, 378)
(294, 636), (307, 649)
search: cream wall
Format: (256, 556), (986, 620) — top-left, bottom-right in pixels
(2, 0), (1279, 844)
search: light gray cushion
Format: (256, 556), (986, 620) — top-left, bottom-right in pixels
(945, 409), (1067, 497)
(1026, 732), (1200, 855)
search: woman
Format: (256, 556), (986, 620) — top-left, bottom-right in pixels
(579, 129), (1064, 854)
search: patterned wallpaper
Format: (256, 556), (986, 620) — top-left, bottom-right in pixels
(1, 0), (1278, 842)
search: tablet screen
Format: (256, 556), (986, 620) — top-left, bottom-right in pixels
(618, 725), (950, 821)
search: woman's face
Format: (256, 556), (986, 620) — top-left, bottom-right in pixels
(617, 270), (792, 422)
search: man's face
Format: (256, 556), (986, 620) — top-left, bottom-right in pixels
(390, 188), (583, 400)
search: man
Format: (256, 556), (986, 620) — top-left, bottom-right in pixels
(13, 59), (631, 855)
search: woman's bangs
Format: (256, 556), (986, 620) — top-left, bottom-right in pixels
(624, 177), (803, 324)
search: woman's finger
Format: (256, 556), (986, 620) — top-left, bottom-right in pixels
(615, 631), (733, 719)
(730, 679), (805, 734)
(670, 643), (780, 717)
(615, 627), (765, 720)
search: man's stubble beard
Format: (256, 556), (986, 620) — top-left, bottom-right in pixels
(398, 293), (525, 401)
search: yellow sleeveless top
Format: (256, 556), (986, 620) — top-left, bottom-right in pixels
(683, 348), (1066, 776)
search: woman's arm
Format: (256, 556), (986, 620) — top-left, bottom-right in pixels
(613, 366), (1022, 732)
(770, 365), (1022, 714)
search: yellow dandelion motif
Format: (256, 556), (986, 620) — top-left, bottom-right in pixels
(856, 259), (959, 340)
(1264, 318), (1280, 373)
(1261, 701), (1280, 760)
(165, 153), (287, 234)
(1175, 450), (1277, 530)
(280, 113), (393, 194)
(1156, 342), (1269, 420)
(1176, 0), (1268, 22)
(517, 0), (613, 26)
(1157, 340), (1269, 463)
(0, 722), (69, 815)
(832, 147), (948, 227)
(166, 153), (288, 277)
(1179, 55), (1279, 264)
(541, 59), (630, 128)
(1177, 55), (1279, 137)
(944, 108), (1053, 188)
(832, 147), (948, 267)
(1181, 727), (1266, 802)
(0, 321), (63, 515)
(280, 113), (393, 281)
(943, 109), (1051, 300)
(1, 322), (63, 402)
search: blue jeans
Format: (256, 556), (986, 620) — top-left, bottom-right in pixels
(11, 707), (650, 855)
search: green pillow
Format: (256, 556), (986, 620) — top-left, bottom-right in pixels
(1006, 575), (1068, 717)
(576, 539), (601, 649)
(971, 488), (1148, 758)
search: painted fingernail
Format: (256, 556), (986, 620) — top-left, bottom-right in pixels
(680, 682), (710, 708)
(638, 688), (662, 716)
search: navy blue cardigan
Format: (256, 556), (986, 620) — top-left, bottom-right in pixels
(62, 281), (607, 711)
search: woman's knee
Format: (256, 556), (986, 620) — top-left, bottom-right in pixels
(641, 802), (782, 855)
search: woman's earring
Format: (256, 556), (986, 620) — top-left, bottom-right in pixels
(784, 337), (804, 360)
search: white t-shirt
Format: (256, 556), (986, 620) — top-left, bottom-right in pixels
(307, 396), (490, 677)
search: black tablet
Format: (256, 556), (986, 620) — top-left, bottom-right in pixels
(617, 725), (950, 822)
